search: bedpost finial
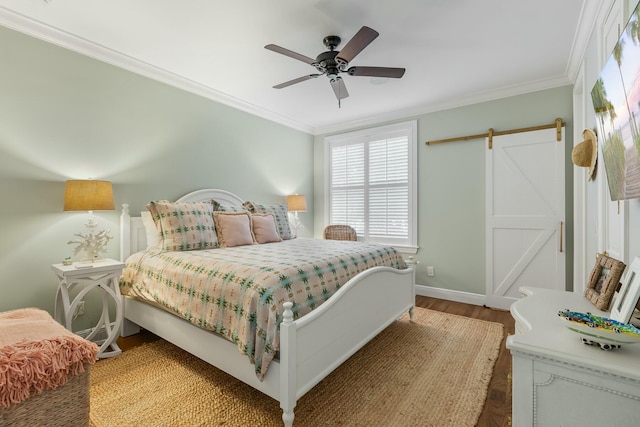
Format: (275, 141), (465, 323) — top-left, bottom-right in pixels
(283, 301), (294, 323)
(122, 203), (130, 215)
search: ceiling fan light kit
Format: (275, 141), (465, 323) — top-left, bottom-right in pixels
(265, 26), (405, 107)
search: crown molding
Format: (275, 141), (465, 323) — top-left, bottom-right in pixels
(313, 74), (572, 136)
(565, 0), (603, 82)
(0, 7), (314, 135)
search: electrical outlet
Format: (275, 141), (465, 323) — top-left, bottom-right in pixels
(74, 301), (85, 317)
(427, 266), (435, 277)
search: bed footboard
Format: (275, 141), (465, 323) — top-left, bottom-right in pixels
(279, 264), (415, 426)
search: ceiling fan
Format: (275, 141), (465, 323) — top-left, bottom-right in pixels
(265, 26), (405, 106)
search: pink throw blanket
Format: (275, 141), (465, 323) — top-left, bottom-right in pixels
(0, 308), (99, 408)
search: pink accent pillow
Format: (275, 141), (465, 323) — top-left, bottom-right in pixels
(252, 213), (282, 244)
(213, 211), (256, 248)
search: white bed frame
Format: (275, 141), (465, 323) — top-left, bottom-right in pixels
(119, 189), (415, 426)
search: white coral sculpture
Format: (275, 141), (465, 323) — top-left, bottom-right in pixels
(67, 219), (113, 261)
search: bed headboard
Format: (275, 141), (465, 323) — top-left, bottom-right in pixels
(120, 188), (245, 261)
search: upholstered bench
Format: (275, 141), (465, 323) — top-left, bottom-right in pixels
(0, 308), (98, 426)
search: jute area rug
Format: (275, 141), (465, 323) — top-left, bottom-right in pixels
(90, 308), (503, 427)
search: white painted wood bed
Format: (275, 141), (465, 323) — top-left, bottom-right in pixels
(119, 189), (415, 426)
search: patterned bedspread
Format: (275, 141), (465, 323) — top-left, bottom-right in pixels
(120, 238), (406, 380)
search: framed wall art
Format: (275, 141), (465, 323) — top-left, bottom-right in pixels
(590, 2), (640, 201)
(611, 257), (640, 323)
(584, 253), (626, 311)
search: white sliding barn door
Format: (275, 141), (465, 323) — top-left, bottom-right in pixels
(486, 127), (565, 309)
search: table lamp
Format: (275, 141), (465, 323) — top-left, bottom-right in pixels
(64, 180), (114, 262)
(286, 194), (306, 237)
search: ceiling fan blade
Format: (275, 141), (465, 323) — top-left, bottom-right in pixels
(330, 77), (349, 100)
(347, 66), (406, 78)
(273, 74), (321, 89)
(335, 26), (379, 65)
(265, 44), (316, 65)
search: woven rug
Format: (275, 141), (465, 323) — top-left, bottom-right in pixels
(90, 308), (503, 427)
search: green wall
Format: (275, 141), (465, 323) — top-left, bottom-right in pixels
(315, 86), (574, 295)
(0, 26), (314, 326)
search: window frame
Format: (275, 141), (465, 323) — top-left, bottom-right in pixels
(324, 120), (418, 254)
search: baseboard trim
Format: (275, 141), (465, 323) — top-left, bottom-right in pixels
(415, 284), (488, 307)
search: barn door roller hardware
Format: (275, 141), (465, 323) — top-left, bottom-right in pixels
(425, 118), (564, 149)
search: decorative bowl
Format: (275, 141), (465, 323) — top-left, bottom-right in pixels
(557, 309), (640, 350)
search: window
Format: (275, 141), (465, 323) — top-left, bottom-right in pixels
(325, 121), (417, 252)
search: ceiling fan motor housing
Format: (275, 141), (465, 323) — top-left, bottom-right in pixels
(315, 50), (344, 78)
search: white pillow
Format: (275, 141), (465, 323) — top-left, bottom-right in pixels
(141, 211), (160, 249)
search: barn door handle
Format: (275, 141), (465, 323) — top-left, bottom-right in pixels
(559, 221), (563, 253)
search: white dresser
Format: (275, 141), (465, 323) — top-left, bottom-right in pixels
(507, 287), (640, 426)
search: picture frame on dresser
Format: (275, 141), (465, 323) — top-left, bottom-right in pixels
(610, 257), (640, 324)
(584, 253), (626, 311)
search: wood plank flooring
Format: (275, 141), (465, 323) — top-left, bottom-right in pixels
(117, 295), (515, 426)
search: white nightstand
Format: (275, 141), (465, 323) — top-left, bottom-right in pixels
(51, 258), (125, 358)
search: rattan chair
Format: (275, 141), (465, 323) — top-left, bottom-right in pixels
(322, 224), (357, 241)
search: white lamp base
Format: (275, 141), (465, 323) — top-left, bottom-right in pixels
(291, 212), (302, 238)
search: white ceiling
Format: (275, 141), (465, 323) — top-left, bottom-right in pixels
(0, 0), (596, 135)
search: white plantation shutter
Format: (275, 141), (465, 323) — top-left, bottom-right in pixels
(330, 143), (365, 234)
(326, 121), (417, 249)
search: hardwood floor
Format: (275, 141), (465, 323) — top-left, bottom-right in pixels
(116, 295), (515, 426)
(117, 327), (159, 352)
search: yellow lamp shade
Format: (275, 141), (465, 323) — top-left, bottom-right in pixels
(286, 194), (307, 212)
(64, 180), (114, 211)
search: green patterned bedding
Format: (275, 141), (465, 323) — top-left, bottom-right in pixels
(120, 238), (407, 380)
